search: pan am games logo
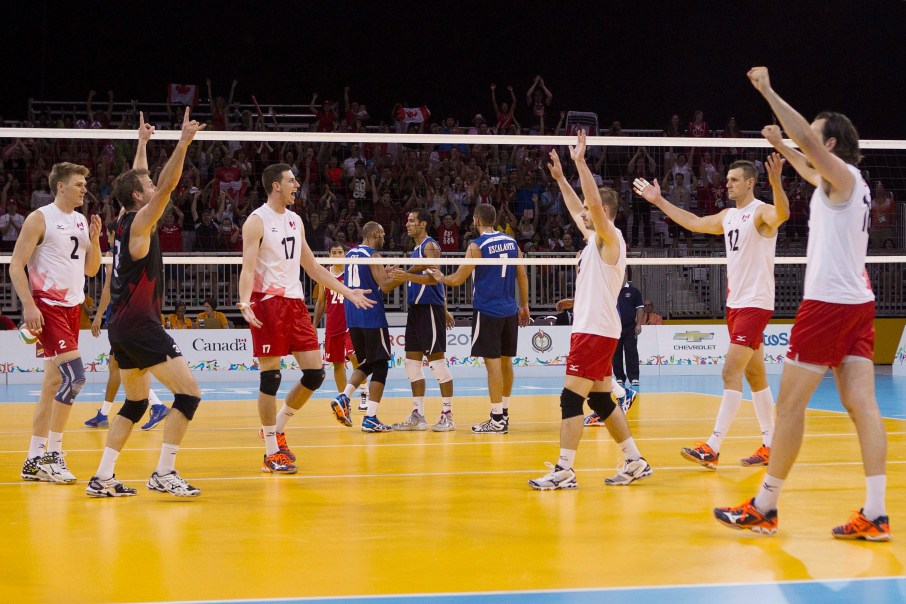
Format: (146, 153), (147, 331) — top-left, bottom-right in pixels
(532, 329), (552, 353)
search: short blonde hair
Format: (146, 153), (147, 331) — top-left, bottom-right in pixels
(49, 162), (89, 193)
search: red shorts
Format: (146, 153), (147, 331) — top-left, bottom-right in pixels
(324, 331), (354, 363)
(249, 293), (319, 358)
(726, 307), (773, 350)
(786, 300), (875, 367)
(566, 332), (617, 382)
(35, 299), (80, 358)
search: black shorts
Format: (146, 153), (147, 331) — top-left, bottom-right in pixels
(349, 327), (392, 365)
(471, 311), (518, 359)
(405, 304), (446, 355)
(110, 326), (182, 370)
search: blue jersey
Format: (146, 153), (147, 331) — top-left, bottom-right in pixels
(407, 237), (445, 306)
(344, 245), (388, 328)
(472, 230), (519, 317)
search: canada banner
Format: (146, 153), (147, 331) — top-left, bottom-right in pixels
(168, 83), (199, 107)
(396, 106), (431, 124)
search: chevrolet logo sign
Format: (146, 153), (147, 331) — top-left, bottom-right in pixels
(674, 331), (715, 343)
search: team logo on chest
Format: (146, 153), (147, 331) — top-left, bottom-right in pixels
(741, 213), (752, 222)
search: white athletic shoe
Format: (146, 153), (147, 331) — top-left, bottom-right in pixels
(147, 471), (201, 497)
(604, 457), (653, 486)
(39, 451), (77, 484)
(86, 475), (137, 497)
(392, 410), (428, 431)
(528, 462), (578, 490)
(431, 411), (456, 432)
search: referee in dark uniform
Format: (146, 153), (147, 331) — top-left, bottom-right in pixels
(614, 268), (644, 388)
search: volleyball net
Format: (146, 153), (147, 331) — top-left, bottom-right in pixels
(0, 128), (903, 321)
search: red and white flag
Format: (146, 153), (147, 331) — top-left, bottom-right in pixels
(168, 83), (199, 107)
(396, 106), (431, 124)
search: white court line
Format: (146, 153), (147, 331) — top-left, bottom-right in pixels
(1, 459), (904, 487)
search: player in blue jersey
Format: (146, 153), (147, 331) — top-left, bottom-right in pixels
(332, 221), (400, 432)
(388, 210), (456, 432)
(429, 204), (529, 434)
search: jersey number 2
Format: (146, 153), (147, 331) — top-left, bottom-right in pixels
(69, 236), (80, 259)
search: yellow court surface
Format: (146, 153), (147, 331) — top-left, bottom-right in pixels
(0, 389), (903, 603)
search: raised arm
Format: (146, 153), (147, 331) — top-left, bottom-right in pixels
(574, 131), (620, 255)
(298, 232), (374, 308)
(490, 83), (500, 113)
(747, 67), (853, 201)
(761, 124), (819, 186)
(133, 111), (154, 171)
(633, 177), (725, 235)
(758, 152), (791, 230)
(547, 149), (591, 240)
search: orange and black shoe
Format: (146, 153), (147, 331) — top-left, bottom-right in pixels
(832, 509), (891, 541)
(262, 452), (298, 474)
(740, 444), (771, 467)
(713, 498), (778, 535)
(681, 442), (719, 470)
(257, 429), (297, 462)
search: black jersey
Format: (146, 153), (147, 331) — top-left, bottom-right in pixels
(109, 211), (163, 335)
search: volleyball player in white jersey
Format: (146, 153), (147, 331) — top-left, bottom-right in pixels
(714, 67), (889, 541)
(529, 132), (652, 490)
(238, 163), (373, 474)
(635, 154), (789, 469)
(10, 162), (102, 484)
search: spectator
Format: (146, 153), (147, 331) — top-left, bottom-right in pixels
(525, 75), (553, 132)
(30, 175), (54, 210)
(341, 144), (365, 179)
(435, 213), (460, 252)
(206, 78), (238, 131)
(785, 178), (809, 245)
(196, 298), (229, 329)
(158, 207), (184, 253)
(309, 93), (338, 132)
(491, 83), (516, 131)
(642, 300), (664, 325)
(687, 109), (710, 170)
(167, 302), (193, 329)
(193, 207), (221, 252)
(628, 146), (656, 247)
(217, 217), (242, 252)
(719, 116), (743, 166)
(0, 199), (25, 252)
(871, 181), (896, 248)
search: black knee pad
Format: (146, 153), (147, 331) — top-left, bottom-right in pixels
(560, 388), (586, 420)
(369, 361), (389, 385)
(172, 394), (201, 421)
(259, 370), (282, 396)
(300, 368), (326, 391)
(587, 391), (617, 420)
(118, 398), (149, 424)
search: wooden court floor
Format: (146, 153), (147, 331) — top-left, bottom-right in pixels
(0, 390), (903, 603)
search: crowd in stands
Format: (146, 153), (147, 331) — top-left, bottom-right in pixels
(0, 79), (901, 260)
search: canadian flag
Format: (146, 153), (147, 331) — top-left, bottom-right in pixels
(168, 83), (199, 107)
(396, 106), (431, 124)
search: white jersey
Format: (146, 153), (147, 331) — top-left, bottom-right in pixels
(722, 199), (776, 310)
(572, 229), (626, 338)
(803, 165), (874, 303)
(249, 204), (305, 300)
(27, 203), (89, 307)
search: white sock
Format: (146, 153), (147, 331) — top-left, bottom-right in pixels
(156, 443), (179, 475)
(100, 400), (114, 415)
(275, 404), (295, 433)
(619, 437), (641, 461)
(863, 475), (887, 520)
(413, 396), (424, 415)
(557, 448), (577, 470)
(442, 397), (453, 413)
(706, 390), (743, 453)
(96, 447), (120, 480)
(490, 403), (503, 416)
(502, 396), (510, 411)
(752, 388), (775, 447)
(611, 379), (626, 399)
(754, 474), (785, 512)
(28, 436), (47, 459)
(343, 383), (356, 398)
(366, 400), (379, 416)
(149, 389), (162, 406)
(47, 431), (63, 454)
(262, 425), (279, 456)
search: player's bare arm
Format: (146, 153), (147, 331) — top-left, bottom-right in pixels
(757, 152), (791, 233)
(237, 214), (264, 328)
(298, 234), (374, 309)
(133, 111), (155, 172)
(312, 287), (328, 328)
(9, 212), (47, 332)
(516, 248), (530, 327)
(431, 243), (479, 286)
(394, 240), (440, 286)
(747, 66), (854, 202)
(91, 260), (112, 338)
(633, 178), (726, 235)
(574, 131), (621, 264)
(369, 252), (403, 294)
(761, 124), (819, 186)
(84, 214), (103, 277)
(547, 147), (592, 241)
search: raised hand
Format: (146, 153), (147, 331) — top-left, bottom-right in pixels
(569, 130), (587, 162)
(547, 149), (564, 180)
(761, 124), (783, 147)
(632, 178), (662, 203)
(137, 111), (155, 143)
(747, 66), (771, 93)
(765, 152), (785, 189)
(490, 83), (496, 90)
(179, 107), (205, 144)
(88, 214), (102, 241)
